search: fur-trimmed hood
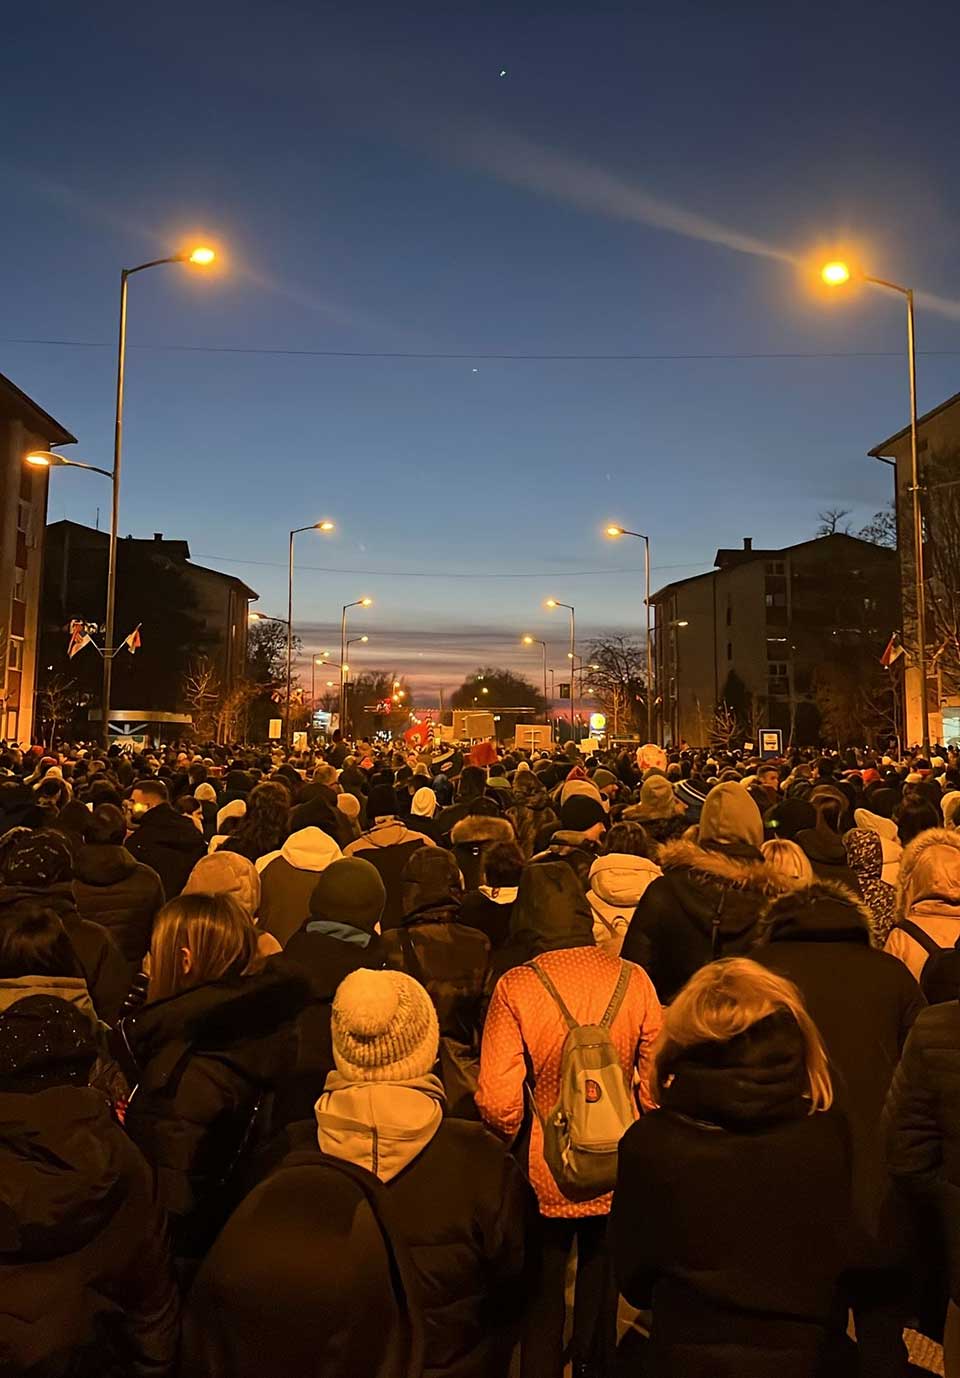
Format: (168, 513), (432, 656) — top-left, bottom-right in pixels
(450, 815), (515, 848)
(896, 826), (960, 919)
(654, 838), (790, 945)
(657, 839), (785, 897)
(757, 880), (877, 948)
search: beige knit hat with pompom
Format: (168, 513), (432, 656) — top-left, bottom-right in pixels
(331, 969), (439, 1082)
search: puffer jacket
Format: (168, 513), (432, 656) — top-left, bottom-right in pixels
(257, 827), (343, 946)
(122, 961), (310, 1257)
(0, 1085), (179, 1378)
(620, 841), (788, 1003)
(587, 853), (662, 955)
(72, 842), (165, 971)
(885, 828), (960, 982)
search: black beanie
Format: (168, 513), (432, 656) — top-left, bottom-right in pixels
(309, 858), (387, 935)
(763, 797), (816, 840)
(367, 785), (399, 819)
(560, 795), (607, 833)
(0, 996), (97, 1091)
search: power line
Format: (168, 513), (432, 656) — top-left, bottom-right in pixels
(194, 555), (706, 578)
(4, 336), (960, 362)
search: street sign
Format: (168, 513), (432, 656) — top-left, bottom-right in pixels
(559, 682), (571, 700)
(759, 728), (783, 759)
(268, 718), (282, 740)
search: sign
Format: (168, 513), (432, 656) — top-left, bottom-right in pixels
(292, 731), (307, 751)
(589, 712), (607, 738)
(268, 718), (282, 740)
(759, 728), (783, 759)
(558, 682), (571, 700)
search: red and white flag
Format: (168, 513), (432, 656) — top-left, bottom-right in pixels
(67, 620), (92, 659)
(880, 632), (905, 669)
(123, 626), (142, 655)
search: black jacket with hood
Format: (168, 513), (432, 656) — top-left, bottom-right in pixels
(505, 775), (559, 860)
(125, 802), (206, 901)
(72, 842), (165, 971)
(0, 1085), (179, 1378)
(612, 1011), (852, 1378)
(753, 882), (924, 1270)
(122, 961), (309, 1257)
(621, 784), (787, 1003)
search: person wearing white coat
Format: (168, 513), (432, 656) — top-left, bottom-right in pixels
(586, 822), (662, 956)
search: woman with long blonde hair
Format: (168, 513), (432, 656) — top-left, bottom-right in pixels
(612, 959), (851, 1377)
(122, 893), (309, 1260)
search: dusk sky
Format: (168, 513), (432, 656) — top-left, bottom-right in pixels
(4, 0), (960, 701)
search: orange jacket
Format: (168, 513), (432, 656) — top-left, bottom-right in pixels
(476, 947), (662, 1218)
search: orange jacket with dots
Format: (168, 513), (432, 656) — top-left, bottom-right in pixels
(476, 947), (662, 1219)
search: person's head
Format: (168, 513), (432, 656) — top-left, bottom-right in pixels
(400, 847), (462, 916)
(635, 774), (685, 823)
(0, 900), (84, 979)
(331, 968), (439, 1083)
(482, 839), (524, 888)
(559, 793), (608, 840)
(652, 958), (832, 1113)
(0, 828), (73, 888)
(194, 781), (217, 803)
(760, 838), (814, 884)
(147, 892), (259, 1003)
(176, 796), (205, 829)
(85, 802), (127, 846)
(245, 780), (291, 830)
(602, 820), (655, 860)
(897, 829), (960, 918)
(309, 857), (387, 935)
(366, 784), (399, 821)
(756, 765), (780, 793)
(183, 852), (262, 919)
(127, 778), (169, 827)
(814, 756), (836, 780)
(458, 765), (486, 800)
(313, 763), (339, 789)
(509, 861), (595, 955)
(0, 995), (98, 1093)
(895, 798), (941, 847)
(697, 782), (764, 855)
(411, 786), (437, 819)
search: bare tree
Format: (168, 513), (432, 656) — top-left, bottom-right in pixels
(182, 657), (222, 740)
(38, 675), (80, 748)
(925, 450), (960, 700)
(709, 702), (740, 753)
(816, 508), (852, 537)
(858, 503), (897, 550)
(583, 635), (647, 736)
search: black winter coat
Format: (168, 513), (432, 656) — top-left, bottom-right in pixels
(0, 882), (129, 1025)
(612, 1012), (852, 1378)
(381, 904), (491, 1048)
(72, 843), (165, 971)
(885, 999), (960, 1300)
(620, 840), (788, 1003)
(754, 883), (924, 1270)
(125, 803), (206, 901)
(122, 962), (309, 1257)
(0, 1085), (179, 1378)
(181, 1151), (422, 1378)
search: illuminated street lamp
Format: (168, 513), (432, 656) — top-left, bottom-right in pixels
(522, 635), (550, 732)
(820, 258), (929, 752)
(340, 599), (372, 736)
(287, 521), (336, 745)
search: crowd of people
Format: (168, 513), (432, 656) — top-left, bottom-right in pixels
(2, 729), (960, 1376)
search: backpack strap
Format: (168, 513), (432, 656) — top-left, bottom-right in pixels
(896, 919), (943, 958)
(710, 892), (727, 960)
(526, 961), (579, 1031)
(399, 927), (428, 985)
(600, 961), (632, 1031)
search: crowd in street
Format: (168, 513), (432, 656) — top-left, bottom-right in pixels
(3, 730), (960, 1376)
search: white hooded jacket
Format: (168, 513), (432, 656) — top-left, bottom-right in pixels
(587, 852), (662, 955)
(315, 1073), (445, 1182)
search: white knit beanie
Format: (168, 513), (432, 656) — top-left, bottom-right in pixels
(331, 969), (439, 1083)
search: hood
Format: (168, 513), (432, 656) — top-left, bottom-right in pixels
(854, 808), (900, 844)
(508, 861), (595, 955)
(511, 775), (549, 808)
(0, 881), (79, 926)
(697, 782), (764, 853)
(898, 827), (960, 917)
(401, 848), (463, 919)
(659, 1009), (809, 1130)
(796, 826), (848, 867)
(0, 975), (97, 1019)
(72, 843), (139, 888)
(275, 827), (342, 872)
(315, 1072), (445, 1182)
(658, 839), (789, 938)
(588, 853), (662, 906)
(0, 1087), (129, 1261)
(450, 815), (514, 848)
(135, 802), (204, 850)
(758, 881), (875, 947)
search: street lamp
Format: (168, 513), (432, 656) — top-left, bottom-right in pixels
(606, 524), (655, 744)
(546, 599), (576, 738)
(522, 635), (550, 734)
(340, 599), (372, 737)
(286, 521), (336, 746)
(101, 244), (216, 747)
(820, 258), (929, 754)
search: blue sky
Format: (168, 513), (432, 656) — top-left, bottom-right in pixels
(4, 0), (960, 699)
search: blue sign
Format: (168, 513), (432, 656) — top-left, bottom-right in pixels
(759, 728), (783, 760)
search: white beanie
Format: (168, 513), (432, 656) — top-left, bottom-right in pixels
(194, 782), (217, 802)
(331, 969), (439, 1083)
(411, 786), (437, 818)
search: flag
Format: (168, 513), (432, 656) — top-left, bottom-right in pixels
(67, 620), (92, 659)
(880, 632), (905, 669)
(123, 626), (142, 655)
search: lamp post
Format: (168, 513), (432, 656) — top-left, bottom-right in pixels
(339, 599), (372, 738)
(821, 259), (929, 755)
(606, 525), (654, 744)
(546, 599), (575, 739)
(286, 521), (335, 746)
(101, 245), (216, 748)
(522, 635), (549, 736)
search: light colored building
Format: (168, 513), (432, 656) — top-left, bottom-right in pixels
(870, 390), (960, 746)
(0, 372), (76, 744)
(651, 534), (897, 747)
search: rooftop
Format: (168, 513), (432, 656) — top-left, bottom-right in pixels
(0, 370), (76, 446)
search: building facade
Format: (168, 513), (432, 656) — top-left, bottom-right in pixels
(870, 390), (960, 746)
(651, 534), (898, 747)
(0, 373), (76, 745)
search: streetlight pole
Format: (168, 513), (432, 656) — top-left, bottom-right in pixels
(339, 599), (372, 739)
(546, 600), (576, 739)
(522, 636), (549, 736)
(286, 520), (335, 748)
(101, 247), (216, 749)
(606, 526), (654, 743)
(821, 262), (929, 754)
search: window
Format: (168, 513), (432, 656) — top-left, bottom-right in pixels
(7, 639), (23, 671)
(766, 637), (788, 659)
(764, 561), (785, 575)
(16, 501), (31, 536)
(12, 568), (26, 603)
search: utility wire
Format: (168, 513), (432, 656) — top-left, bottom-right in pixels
(194, 556), (706, 578)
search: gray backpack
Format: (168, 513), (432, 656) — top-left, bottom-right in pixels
(526, 960), (636, 1201)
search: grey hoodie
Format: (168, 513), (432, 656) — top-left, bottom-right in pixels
(316, 1072), (446, 1182)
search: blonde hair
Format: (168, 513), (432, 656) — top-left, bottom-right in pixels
(761, 838), (814, 884)
(651, 958), (832, 1114)
(147, 892), (259, 1003)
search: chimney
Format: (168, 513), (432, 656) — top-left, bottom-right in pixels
(153, 532), (163, 542)
(743, 537), (753, 551)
